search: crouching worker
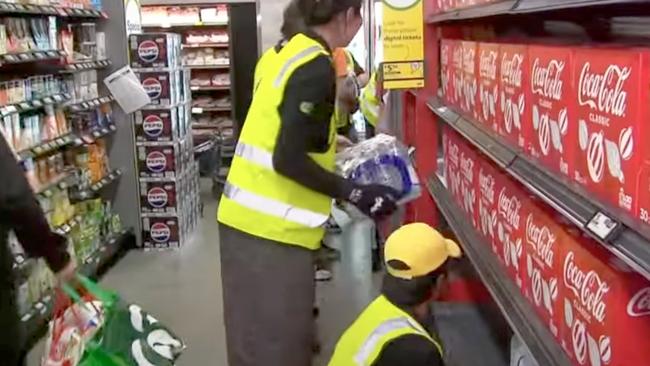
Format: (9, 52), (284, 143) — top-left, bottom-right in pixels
(328, 223), (462, 366)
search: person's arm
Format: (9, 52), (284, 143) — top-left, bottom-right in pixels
(0, 135), (70, 273)
(372, 334), (444, 366)
(274, 55), (355, 200)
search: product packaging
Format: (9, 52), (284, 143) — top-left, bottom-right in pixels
(476, 155), (503, 256)
(137, 144), (182, 178)
(134, 108), (180, 142)
(499, 43), (528, 149)
(135, 70), (182, 106)
(129, 33), (181, 69)
(478, 42), (500, 131)
(139, 179), (182, 214)
(440, 39), (456, 107)
(527, 45), (575, 178)
(142, 216), (182, 249)
(460, 41), (478, 120)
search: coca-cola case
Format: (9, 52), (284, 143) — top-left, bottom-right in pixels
(129, 33), (181, 69)
(134, 108), (179, 142)
(136, 70), (182, 106)
(476, 156), (503, 256)
(573, 48), (650, 215)
(460, 41), (479, 120)
(139, 178), (182, 214)
(478, 42), (500, 132)
(521, 200), (566, 340)
(528, 45), (575, 178)
(560, 232), (650, 366)
(137, 144), (182, 178)
(443, 126), (480, 227)
(494, 172), (529, 289)
(443, 125), (463, 208)
(499, 44), (529, 149)
(142, 216), (181, 249)
(440, 39), (456, 107)
(451, 40), (464, 109)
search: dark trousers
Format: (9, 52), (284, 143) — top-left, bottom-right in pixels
(219, 223), (315, 366)
(0, 241), (25, 366)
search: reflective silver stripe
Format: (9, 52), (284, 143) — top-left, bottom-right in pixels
(224, 182), (329, 228)
(354, 317), (433, 366)
(274, 46), (323, 87)
(235, 143), (274, 169)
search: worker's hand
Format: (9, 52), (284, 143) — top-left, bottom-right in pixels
(56, 258), (77, 284)
(347, 184), (399, 219)
(336, 135), (354, 152)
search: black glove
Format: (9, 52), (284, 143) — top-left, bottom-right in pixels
(347, 184), (399, 219)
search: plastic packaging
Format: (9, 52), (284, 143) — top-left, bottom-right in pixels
(337, 134), (420, 204)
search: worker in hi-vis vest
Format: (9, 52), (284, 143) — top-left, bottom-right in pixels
(329, 223), (462, 366)
(216, 1), (399, 365)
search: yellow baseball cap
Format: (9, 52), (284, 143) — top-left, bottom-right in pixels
(384, 223), (462, 280)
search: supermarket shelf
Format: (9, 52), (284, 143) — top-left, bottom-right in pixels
(35, 171), (77, 198)
(190, 85), (231, 91)
(427, 0), (644, 23)
(52, 215), (82, 236)
(62, 59), (111, 72)
(71, 169), (123, 201)
(0, 49), (66, 66)
(17, 133), (76, 162)
(186, 64), (230, 70)
(427, 96), (650, 280)
(72, 124), (118, 146)
(182, 43), (229, 49)
(67, 95), (114, 112)
(143, 20), (228, 28)
(194, 139), (215, 154)
(21, 230), (134, 350)
(0, 2), (105, 18)
(426, 174), (571, 366)
(191, 106), (231, 113)
(192, 122), (221, 129)
(0, 93), (71, 117)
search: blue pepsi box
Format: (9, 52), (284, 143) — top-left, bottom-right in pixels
(135, 108), (180, 142)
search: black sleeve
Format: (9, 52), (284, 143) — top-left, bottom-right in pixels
(372, 334), (444, 366)
(0, 135), (69, 272)
(274, 55), (355, 200)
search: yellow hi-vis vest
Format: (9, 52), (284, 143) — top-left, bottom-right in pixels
(328, 295), (443, 366)
(217, 34), (336, 250)
(360, 71), (380, 127)
(334, 49), (357, 129)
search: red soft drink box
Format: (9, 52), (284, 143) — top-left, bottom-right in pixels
(522, 201), (566, 339)
(443, 126), (463, 207)
(560, 233), (650, 366)
(499, 44), (528, 149)
(573, 48), (650, 215)
(142, 216), (181, 249)
(528, 45), (575, 178)
(478, 42), (500, 131)
(476, 157), (502, 255)
(495, 173), (528, 288)
(460, 41), (478, 120)
(458, 136), (479, 228)
(440, 39), (456, 106)
(451, 40), (464, 108)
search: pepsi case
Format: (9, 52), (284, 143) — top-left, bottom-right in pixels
(135, 108), (180, 142)
(142, 216), (181, 248)
(136, 70), (182, 106)
(137, 144), (182, 178)
(139, 179), (181, 214)
(129, 33), (181, 69)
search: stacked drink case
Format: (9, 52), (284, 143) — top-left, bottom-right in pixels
(478, 42), (500, 131)
(129, 33), (200, 249)
(499, 43), (528, 149)
(460, 41), (478, 120)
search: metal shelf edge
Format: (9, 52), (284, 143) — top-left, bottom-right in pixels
(426, 175), (571, 366)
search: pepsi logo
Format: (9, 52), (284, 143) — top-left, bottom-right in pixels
(143, 115), (164, 137)
(150, 222), (171, 243)
(146, 151), (167, 173)
(147, 187), (169, 208)
(138, 40), (160, 63)
(142, 78), (162, 100)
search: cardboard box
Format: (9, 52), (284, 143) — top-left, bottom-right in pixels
(528, 45), (575, 178)
(142, 216), (181, 249)
(136, 70), (182, 106)
(451, 40), (464, 108)
(440, 39), (456, 107)
(134, 108), (180, 142)
(137, 144), (181, 178)
(139, 179), (182, 214)
(573, 48), (648, 215)
(560, 233), (650, 366)
(499, 43), (529, 149)
(129, 33), (181, 69)
(477, 157), (502, 255)
(478, 42), (500, 131)
(461, 41), (478, 120)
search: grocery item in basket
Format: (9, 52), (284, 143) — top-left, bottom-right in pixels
(336, 134), (420, 204)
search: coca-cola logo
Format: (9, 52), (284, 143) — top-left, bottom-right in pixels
(578, 63), (630, 117)
(478, 168), (495, 204)
(460, 153), (474, 183)
(501, 53), (523, 87)
(531, 58), (565, 100)
(452, 46), (463, 69)
(463, 47), (476, 74)
(448, 142), (459, 166)
(441, 44), (449, 66)
(563, 252), (609, 323)
(479, 50), (497, 80)
(627, 287), (650, 317)
(525, 214), (556, 268)
(498, 188), (521, 229)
